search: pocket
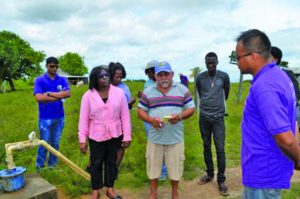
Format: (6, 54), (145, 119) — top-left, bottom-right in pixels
(265, 188), (281, 197)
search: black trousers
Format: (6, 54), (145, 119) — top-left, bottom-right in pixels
(199, 115), (226, 183)
(89, 137), (120, 190)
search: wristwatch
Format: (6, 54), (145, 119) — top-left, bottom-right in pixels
(47, 92), (51, 96)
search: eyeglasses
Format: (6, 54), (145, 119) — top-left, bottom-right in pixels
(236, 52), (253, 61)
(49, 64), (59, 69)
(98, 73), (109, 79)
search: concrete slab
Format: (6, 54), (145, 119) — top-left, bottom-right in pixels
(0, 174), (57, 199)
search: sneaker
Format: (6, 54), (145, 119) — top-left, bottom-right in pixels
(197, 175), (213, 185)
(218, 182), (229, 196)
(158, 164), (167, 180)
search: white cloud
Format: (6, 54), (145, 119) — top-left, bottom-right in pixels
(0, 0), (300, 82)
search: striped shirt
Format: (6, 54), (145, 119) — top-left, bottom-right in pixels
(138, 82), (194, 145)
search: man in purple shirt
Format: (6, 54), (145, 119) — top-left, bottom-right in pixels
(235, 29), (300, 198)
(34, 56), (71, 170)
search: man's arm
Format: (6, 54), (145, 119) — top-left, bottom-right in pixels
(274, 131), (300, 169)
(168, 107), (195, 124)
(224, 73), (230, 100)
(35, 91), (71, 102)
(137, 107), (163, 129)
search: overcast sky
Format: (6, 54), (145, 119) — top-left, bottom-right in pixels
(1, 0), (300, 82)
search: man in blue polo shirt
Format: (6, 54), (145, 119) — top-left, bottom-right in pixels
(34, 56), (71, 170)
(235, 29), (300, 198)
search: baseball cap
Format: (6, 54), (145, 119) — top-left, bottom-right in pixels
(155, 61), (172, 74)
(46, 56), (59, 64)
(145, 60), (159, 70)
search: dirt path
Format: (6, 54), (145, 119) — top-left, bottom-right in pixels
(57, 167), (300, 199)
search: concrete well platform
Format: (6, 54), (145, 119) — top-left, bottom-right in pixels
(0, 174), (57, 199)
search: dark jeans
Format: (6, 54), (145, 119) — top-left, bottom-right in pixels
(89, 137), (120, 190)
(199, 115), (226, 183)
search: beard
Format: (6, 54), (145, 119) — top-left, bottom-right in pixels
(159, 80), (172, 88)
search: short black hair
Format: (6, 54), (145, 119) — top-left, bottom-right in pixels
(145, 67), (155, 75)
(205, 52), (218, 60)
(46, 56), (59, 64)
(271, 46), (282, 65)
(108, 62), (127, 79)
(89, 66), (109, 90)
(236, 29), (271, 60)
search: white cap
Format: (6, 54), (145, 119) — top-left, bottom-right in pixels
(145, 60), (159, 69)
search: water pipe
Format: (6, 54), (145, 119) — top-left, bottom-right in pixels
(5, 132), (90, 181)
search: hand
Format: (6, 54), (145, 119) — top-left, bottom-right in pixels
(151, 117), (164, 129)
(79, 143), (87, 154)
(169, 114), (180, 124)
(129, 97), (136, 105)
(137, 91), (142, 98)
(295, 161), (300, 170)
(122, 141), (131, 149)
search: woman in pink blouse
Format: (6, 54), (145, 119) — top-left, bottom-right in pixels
(78, 66), (131, 199)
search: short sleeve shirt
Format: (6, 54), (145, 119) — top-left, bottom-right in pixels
(138, 82), (195, 145)
(34, 74), (70, 119)
(241, 63), (296, 188)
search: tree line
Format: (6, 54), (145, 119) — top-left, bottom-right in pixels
(0, 30), (88, 91)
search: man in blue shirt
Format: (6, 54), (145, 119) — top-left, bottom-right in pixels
(236, 29), (300, 199)
(34, 56), (71, 170)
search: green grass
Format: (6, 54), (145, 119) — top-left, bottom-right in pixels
(1, 80), (300, 198)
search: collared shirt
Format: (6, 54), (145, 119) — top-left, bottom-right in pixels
(78, 85), (132, 143)
(138, 82), (195, 145)
(241, 62), (296, 189)
(33, 73), (70, 119)
(144, 79), (156, 89)
(116, 82), (131, 103)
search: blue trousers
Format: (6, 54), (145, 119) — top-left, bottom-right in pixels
(243, 186), (281, 199)
(36, 117), (64, 168)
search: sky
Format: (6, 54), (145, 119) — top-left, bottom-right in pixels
(1, 0), (300, 82)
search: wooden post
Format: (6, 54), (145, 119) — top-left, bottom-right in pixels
(237, 72), (243, 102)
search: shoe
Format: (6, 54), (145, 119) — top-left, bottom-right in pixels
(106, 192), (122, 199)
(197, 175), (213, 185)
(158, 164), (167, 180)
(218, 182), (229, 196)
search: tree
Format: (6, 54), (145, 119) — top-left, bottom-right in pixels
(58, 52), (88, 76)
(0, 30), (45, 91)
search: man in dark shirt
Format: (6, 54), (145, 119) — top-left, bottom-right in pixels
(271, 46), (300, 127)
(195, 52), (230, 196)
(271, 46), (300, 100)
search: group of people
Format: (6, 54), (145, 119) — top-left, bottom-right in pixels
(33, 28), (300, 199)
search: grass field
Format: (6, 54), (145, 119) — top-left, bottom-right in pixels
(0, 80), (300, 198)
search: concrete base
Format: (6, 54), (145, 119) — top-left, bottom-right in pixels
(0, 174), (57, 199)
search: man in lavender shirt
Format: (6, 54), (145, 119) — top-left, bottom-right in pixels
(235, 29), (300, 199)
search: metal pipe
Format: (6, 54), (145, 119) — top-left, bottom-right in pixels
(5, 137), (90, 181)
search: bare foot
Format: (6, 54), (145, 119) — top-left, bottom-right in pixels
(149, 192), (157, 199)
(91, 190), (100, 199)
(172, 192), (179, 199)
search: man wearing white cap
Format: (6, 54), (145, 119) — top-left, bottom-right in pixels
(138, 61), (195, 199)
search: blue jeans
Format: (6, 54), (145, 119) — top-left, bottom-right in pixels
(243, 186), (281, 199)
(36, 117), (64, 168)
